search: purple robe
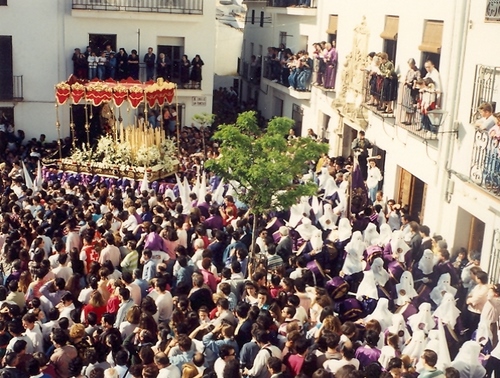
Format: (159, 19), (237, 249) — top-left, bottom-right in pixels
(323, 48), (338, 89)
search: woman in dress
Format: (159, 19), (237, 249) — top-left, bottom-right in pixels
(190, 55), (204, 89)
(116, 48), (128, 80)
(379, 52), (398, 113)
(127, 49), (140, 80)
(180, 54), (191, 88)
(402, 58), (420, 125)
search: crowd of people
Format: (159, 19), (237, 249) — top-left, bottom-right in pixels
(72, 46), (204, 88)
(0, 110), (497, 378)
(364, 54), (443, 136)
(259, 41), (338, 92)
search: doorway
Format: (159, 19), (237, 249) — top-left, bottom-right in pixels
(396, 167), (427, 223)
(454, 207), (485, 256)
(291, 104), (303, 136)
(88, 34), (117, 55)
(342, 124), (358, 157)
(273, 96), (283, 117)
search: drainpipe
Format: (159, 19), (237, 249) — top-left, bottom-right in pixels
(433, 0), (471, 233)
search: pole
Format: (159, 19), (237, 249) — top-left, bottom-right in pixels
(137, 28), (141, 58)
(175, 84), (180, 155)
(84, 102), (90, 147)
(55, 103), (62, 160)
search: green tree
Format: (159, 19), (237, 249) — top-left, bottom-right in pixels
(205, 111), (329, 254)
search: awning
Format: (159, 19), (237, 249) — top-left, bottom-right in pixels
(380, 16), (399, 40)
(418, 20), (444, 54)
(326, 15), (338, 34)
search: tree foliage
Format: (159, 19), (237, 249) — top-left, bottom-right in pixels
(205, 111), (329, 216)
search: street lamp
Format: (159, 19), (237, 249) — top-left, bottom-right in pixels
(427, 109), (448, 129)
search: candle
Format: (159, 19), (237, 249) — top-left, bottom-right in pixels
(120, 122), (124, 142)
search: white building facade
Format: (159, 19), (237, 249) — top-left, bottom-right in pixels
(0, 0), (216, 140)
(240, 0), (500, 281)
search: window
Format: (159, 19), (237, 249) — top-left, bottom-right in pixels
(418, 20), (443, 76)
(486, 0), (500, 22)
(326, 15), (338, 44)
(260, 11), (264, 27)
(0, 36), (13, 100)
(380, 16), (398, 64)
(157, 37), (185, 82)
(279, 32), (287, 48)
(251, 10), (255, 25)
(0, 0), (6, 5)
(88, 34), (117, 55)
(470, 65), (500, 122)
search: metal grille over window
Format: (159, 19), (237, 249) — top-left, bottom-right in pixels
(470, 65), (500, 123)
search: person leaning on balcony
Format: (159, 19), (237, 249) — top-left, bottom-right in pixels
(415, 78), (437, 132)
(423, 59), (442, 105)
(378, 52), (397, 114)
(144, 47), (156, 81)
(490, 112), (500, 141)
(474, 102), (496, 131)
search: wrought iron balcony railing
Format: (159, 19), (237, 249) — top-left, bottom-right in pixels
(470, 129), (500, 196)
(361, 73), (440, 140)
(0, 75), (23, 101)
(72, 0), (203, 15)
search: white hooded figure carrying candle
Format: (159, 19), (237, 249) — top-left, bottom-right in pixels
(318, 203), (338, 231)
(395, 271), (418, 306)
(364, 298), (392, 330)
(430, 273), (457, 307)
(408, 302), (435, 333)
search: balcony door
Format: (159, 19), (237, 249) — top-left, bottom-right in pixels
(88, 33), (117, 55)
(0, 36), (13, 100)
(396, 167), (427, 223)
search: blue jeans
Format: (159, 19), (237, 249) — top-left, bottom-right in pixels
(97, 65), (106, 80)
(88, 67), (96, 80)
(297, 69), (311, 90)
(288, 70), (298, 88)
(369, 186), (377, 203)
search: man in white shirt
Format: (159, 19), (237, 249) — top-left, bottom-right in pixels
(474, 102), (496, 132)
(423, 59), (442, 103)
(214, 344), (237, 378)
(21, 313), (43, 353)
(99, 234), (121, 267)
(153, 278), (173, 322)
(155, 352), (181, 378)
(122, 271), (142, 305)
(114, 288), (134, 328)
(52, 254), (73, 283)
(191, 239), (205, 266)
(243, 330), (281, 378)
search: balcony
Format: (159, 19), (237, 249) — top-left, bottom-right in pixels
(262, 57), (311, 99)
(361, 74), (440, 140)
(0, 75), (23, 101)
(470, 129), (500, 196)
(72, 0), (203, 15)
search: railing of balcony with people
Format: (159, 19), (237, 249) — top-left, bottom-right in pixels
(470, 128), (500, 196)
(263, 50), (313, 92)
(0, 75), (23, 101)
(361, 70), (440, 140)
(72, 0), (203, 15)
